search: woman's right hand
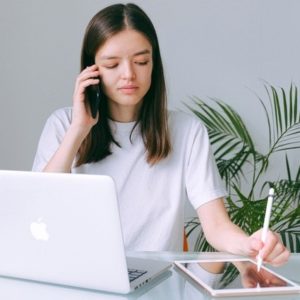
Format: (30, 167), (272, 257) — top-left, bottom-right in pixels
(42, 65), (101, 173)
(72, 64), (100, 132)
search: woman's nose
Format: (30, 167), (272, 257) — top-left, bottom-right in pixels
(121, 61), (136, 80)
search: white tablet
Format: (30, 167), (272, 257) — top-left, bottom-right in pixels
(174, 258), (300, 297)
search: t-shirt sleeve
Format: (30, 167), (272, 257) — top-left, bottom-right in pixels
(32, 108), (71, 172)
(185, 119), (227, 210)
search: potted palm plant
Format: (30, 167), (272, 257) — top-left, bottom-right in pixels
(185, 83), (300, 252)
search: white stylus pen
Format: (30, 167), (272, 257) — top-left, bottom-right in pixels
(257, 187), (275, 272)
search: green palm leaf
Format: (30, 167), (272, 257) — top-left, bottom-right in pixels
(264, 84), (300, 153)
(280, 232), (300, 253)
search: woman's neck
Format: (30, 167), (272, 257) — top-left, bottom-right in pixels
(108, 102), (141, 123)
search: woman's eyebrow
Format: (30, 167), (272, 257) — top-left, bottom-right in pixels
(100, 49), (151, 60)
(133, 49), (151, 57)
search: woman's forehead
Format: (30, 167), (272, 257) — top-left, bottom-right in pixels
(96, 29), (152, 59)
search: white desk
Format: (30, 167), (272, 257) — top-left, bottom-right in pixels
(0, 252), (299, 299)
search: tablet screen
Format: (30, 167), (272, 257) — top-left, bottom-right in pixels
(178, 260), (293, 290)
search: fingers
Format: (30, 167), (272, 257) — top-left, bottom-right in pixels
(248, 237), (264, 257)
(71, 65), (101, 127)
(264, 243), (290, 267)
(78, 65), (100, 83)
(250, 230), (290, 267)
(73, 65), (100, 102)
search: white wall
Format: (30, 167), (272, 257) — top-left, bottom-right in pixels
(1, 0), (299, 173)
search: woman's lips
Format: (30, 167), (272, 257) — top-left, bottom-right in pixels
(118, 85), (138, 94)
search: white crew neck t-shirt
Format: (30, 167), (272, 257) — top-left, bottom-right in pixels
(32, 108), (226, 251)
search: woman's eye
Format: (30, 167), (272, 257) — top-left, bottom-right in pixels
(135, 61), (149, 66)
(104, 64), (118, 69)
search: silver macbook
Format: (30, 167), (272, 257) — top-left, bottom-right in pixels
(0, 170), (171, 294)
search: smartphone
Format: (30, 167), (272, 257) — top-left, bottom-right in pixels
(85, 79), (102, 119)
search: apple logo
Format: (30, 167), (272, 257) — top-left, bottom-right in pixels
(30, 218), (50, 241)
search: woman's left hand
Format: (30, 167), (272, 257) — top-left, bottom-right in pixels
(246, 229), (290, 267)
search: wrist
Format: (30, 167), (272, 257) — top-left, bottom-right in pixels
(68, 123), (92, 140)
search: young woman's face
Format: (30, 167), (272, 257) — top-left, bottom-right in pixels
(95, 29), (153, 121)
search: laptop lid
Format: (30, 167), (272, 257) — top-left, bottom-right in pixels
(0, 170), (131, 293)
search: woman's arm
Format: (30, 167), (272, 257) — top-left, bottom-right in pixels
(42, 124), (90, 172)
(43, 65), (100, 173)
(197, 198), (290, 266)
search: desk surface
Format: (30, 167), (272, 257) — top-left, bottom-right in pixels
(0, 252), (299, 300)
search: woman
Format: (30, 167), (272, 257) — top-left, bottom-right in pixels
(32, 3), (289, 266)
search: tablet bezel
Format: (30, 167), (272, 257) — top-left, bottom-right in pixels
(174, 258), (300, 297)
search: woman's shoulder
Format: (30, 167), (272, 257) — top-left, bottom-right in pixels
(46, 107), (72, 124)
(49, 107), (72, 120)
(43, 107), (72, 132)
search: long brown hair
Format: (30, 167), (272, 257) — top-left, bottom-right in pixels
(76, 3), (171, 166)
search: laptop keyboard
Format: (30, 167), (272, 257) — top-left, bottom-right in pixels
(128, 268), (148, 282)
